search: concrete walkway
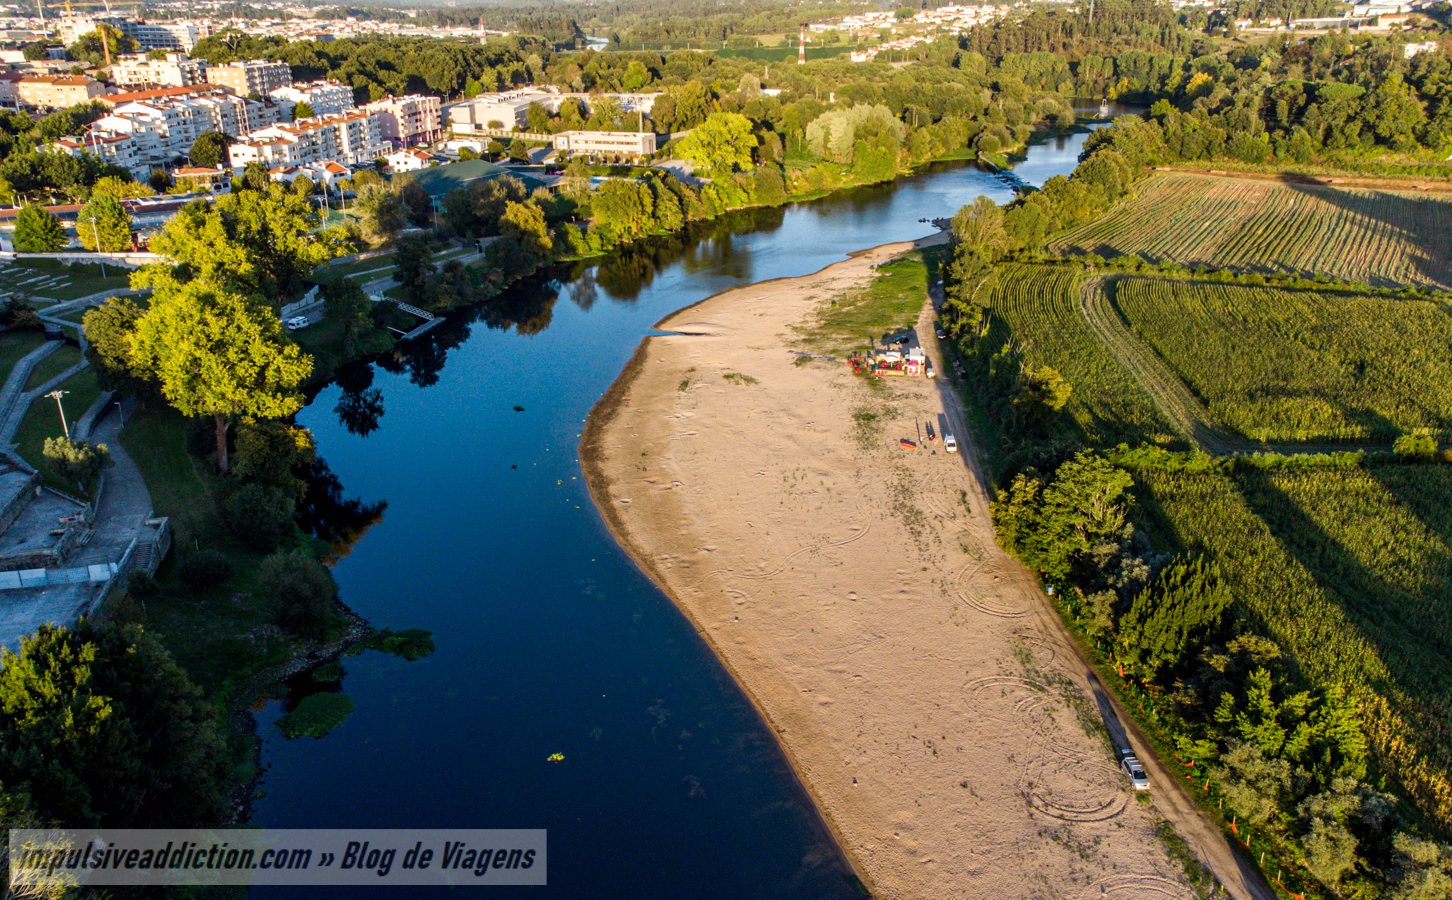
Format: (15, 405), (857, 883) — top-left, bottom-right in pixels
(69, 403), (151, 569)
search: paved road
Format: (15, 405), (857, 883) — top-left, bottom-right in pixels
(914, 239), (1278, 900)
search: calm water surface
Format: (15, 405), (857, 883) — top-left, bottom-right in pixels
(251, 130), (1096, 899)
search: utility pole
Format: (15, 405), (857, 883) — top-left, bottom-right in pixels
(86, 216), (107, 277)
(46, 390), (69, 438)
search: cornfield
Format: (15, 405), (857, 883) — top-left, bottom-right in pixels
(1114, 277), (1452, 442)
(1050, 173), (1452, 289)
(976, 264), (1172, 444)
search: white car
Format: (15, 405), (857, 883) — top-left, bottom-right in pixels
(943, 432), (957, 453)
(285, 315), (310, 331)
(1120, 750), (1150, 791)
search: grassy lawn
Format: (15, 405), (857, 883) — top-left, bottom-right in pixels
(23, 344), (80, 391)
(39, 274), (131, 302)
(797, 248), (934, 355)
(117, 405), (294, 694)
(0, 331), (47, 385)
(14, 366), (103, 495)
(318, 252), (396, 280)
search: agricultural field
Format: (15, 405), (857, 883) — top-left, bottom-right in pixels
(973, 263), (1172, 445)
(1049, 173), (1452, 288)
(1113, 277), (1452, 442)
(1132, 462), (1452, 835)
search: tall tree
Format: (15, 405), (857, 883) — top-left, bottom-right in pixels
(674, 112), (757, 177)
(189, 130), (232, 168)
(129, 278), (312, 473)
(76, 193), (131, 252)
(12, 203), (65, 252)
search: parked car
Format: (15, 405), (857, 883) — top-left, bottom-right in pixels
(285, 315), (310, 331)
(1120, 750), (1150, 791)
(943, 432), (958, 453)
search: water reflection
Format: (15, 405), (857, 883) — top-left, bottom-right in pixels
(297, 456), (387, 563)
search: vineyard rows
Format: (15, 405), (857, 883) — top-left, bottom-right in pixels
(1049, 173), (1452, 288)
(1135, 464), (1452, 833)
(976, 264), (1171, 444)
(1114, 277), (1452, 442)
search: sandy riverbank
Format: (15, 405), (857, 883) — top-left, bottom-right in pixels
(580, 240), (1202, 899)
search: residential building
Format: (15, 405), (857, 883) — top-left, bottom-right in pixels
(48, 130), (147, 180)
(108, 53), (207, 88)
(17, 75), (109, 109)
(171, 165), (230, 193)
(205, 60), (291, 97)
(0, 72), (24, 108)
(385, 147), (436, 171)
(228, 110), (388, 169)
(553, 130), (656, 158)
(449, 89), (553, 131)
(362, 94), (442, 148)
(58, 15), (213, 52)
(269, 80), (355, 117)
(94, 89), (279, 169)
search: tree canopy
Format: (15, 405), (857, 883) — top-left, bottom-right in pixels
(129, 278), (312, 473)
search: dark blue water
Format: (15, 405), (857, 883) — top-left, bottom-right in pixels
(250, 136), (1090, 899)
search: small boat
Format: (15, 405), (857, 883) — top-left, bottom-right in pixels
(900, 439), (917, 450)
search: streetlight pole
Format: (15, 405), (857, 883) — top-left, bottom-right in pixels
(46, 390), (69, 439)
(86, 216), (107, 278)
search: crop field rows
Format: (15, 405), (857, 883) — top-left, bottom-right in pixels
(1114, 277), (1452, 443)
(1134, 463), (1452, 833)
(1049, 173), (1452, 289)
(975, 264), (1172, 445)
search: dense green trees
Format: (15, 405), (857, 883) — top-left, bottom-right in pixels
(12, 203), (65, 252)
(189, 130), (231, 168)
(0, 622), (229, 826)
(675, 113), (757, 177)
(76, 194), (131, 252)
(129, 279), (312, 474)
(144, 186), (347, 304)
(1117, 556), (1231, 679)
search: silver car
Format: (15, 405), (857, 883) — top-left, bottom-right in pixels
(1120, 750), (1150, 791)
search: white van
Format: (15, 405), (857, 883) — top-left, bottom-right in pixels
(285, 315), (310, 331)
(944, 432), (957, 453)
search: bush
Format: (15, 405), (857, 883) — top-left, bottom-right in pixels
(176, 549), (234, 590)
(1393, 433), (1437, 460)
(125, 569), (158, 600)
(276, 692), (354, 739)
(221, 483), (295, 551)
(260, 552), (337, 638)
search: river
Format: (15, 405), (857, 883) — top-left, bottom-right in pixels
(251, 126), (1101, 899)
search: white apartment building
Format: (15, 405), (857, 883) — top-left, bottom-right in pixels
(205, 60), (291, 97)
(553, 130), (656, 158)
(108, 53), (207, 88)
(94, 91), (279, 169)
(449, 89), (554, 131)
(361, 94), (442, 148)
(227, 110), (388, 170)
(57, 15), (214, 52)
(384, 147), (436, 171)
(269, 80), (355, 117)
(49, 130), (147, 180)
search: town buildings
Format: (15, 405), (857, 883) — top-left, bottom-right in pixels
(90, 86), (280, 171)
(17, 74), (109, 109)
(204, 59), (291, 97)
(108, 53), (208, 88)
(553, 130), (656, 158)
(227, 110), (388, 169)
(269, 80), (355, 117)
(361, 94), (442, 148)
